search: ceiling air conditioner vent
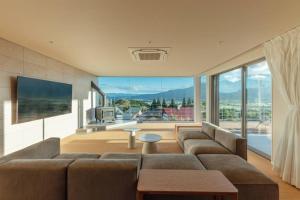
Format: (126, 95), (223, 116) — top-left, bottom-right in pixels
(129, 47), (170, 62)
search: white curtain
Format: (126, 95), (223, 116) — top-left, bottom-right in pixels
(264, 27), (300, 188)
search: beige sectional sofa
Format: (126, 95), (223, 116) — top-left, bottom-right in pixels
(178, 121), (247, 160)
(177, 121), (278, 200)
(0, 133), (278, 200)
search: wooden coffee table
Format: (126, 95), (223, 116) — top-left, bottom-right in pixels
(137, 169), (238, 200)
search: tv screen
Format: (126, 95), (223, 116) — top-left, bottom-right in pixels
(17, 76), (72, 123)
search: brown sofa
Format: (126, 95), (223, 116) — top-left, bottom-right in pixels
(0, 137), (61, 165)
(198, 154), (279, 200)
(0, 137), (278, 200)
(177, 121), (247, 160)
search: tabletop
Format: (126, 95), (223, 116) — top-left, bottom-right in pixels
(139, 134), (161, 142)
(137, 169), (237, 195)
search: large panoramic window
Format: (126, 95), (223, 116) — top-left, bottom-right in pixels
(218, 68), (242, 135)
(246, 60), (272, 157)
(98, 77), (194, 122)
(213, 59), (272, 158)
(200, 76), (207, 121)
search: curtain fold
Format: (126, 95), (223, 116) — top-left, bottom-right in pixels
(264, 27), (300, 188)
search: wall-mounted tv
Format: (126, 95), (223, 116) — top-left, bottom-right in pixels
(17, 76), (72, 123)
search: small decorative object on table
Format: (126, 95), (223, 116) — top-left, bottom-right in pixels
(123, 128), (141, 149)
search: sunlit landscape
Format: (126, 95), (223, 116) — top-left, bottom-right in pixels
(98, 77), (195, 122)
(98, 61), (272, 157)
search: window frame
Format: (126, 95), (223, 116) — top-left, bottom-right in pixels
(211, 57), (272, 159)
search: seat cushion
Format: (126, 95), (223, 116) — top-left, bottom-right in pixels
(0, 138), (60, 164)
(68, 159), (138, 200)
(178, 130), (210, 145)
(198, 154), (279, 200)
(214, 128), (239, 153)
(202, 121), (218, 139)
(0, 159), (73, 200)
(100, 152), (141, 160)
(100, 153), (142, 170)
(184, 139), (230, 155)
(54, 153), (101, 159)
(142, 154), (205, 170)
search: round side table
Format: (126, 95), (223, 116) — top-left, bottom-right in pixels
(139, 134), (161, 154)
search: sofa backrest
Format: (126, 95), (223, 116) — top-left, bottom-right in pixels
(68, 159), (139, 200)
(0, 159), (73, 200)
(0, 138), (60, 165)
(202, 121), (218, 139)
(215, 128), (247, 160)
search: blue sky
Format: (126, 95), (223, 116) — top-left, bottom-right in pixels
(98, 77), (194, 94)
(219, 60), (270, 84)
(97, 61), (270, 95)
(219, 61), (271, 93)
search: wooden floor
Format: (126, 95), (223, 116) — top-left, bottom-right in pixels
(61, 127), (300, 200)
(61, 129), (182, 154)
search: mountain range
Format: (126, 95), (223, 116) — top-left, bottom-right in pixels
(106, 79), (271, 103)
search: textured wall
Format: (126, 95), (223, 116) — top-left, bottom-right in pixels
(0, 38), (97, 155)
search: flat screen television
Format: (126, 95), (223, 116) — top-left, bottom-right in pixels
(17, 76), (72, 123)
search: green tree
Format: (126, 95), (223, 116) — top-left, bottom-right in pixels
(114, 99), (130, 111)
(156, 98), (161, 108)
(169, 98), (176, 108)
(162, 98), (167, 108)
(182, 98), (186, 107)
(151, 99), (157, 110)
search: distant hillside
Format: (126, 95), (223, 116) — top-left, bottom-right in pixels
(107, 87), (195, 101)
(106, 83), (271, 103)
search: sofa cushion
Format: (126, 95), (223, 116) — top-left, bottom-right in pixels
(177, 129), (210, 150)
(178, 130), (210, 143)
(142, 154), (205, 170)
(68, 159), (138, 200)
(54, 153), (101, 159)
(214, 128), (238, 153)
(100, 153), (142, 170)
(0, 159), (73, 200)
(100, 152), (141, 160)
(0, 138), (60, 165)
(198, 154), (278, 200)
(202, 121), (218, 139)
(184, 139), (230, 155)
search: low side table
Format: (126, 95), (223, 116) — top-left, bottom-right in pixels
(137, 169), (238, 200)
(139, 134), (161, 154)
(123, 128), (141, 149)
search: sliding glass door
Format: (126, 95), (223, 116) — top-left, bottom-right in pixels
(218, 68), (242, 135)
(200, 76), (207, 121)
(246, 60), (272, 157)
(213, 59), (272, 158)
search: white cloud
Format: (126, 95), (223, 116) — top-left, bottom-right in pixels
(222, 69), (242, 83)
(100, 83), (166, 94)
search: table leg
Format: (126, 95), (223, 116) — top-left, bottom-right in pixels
(128, 131), (136, 149)
(222, 194), (237, 200)
(231, 194), (238, 200)
(142, 142), (158, 154)
(136, 192), (144, 200)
